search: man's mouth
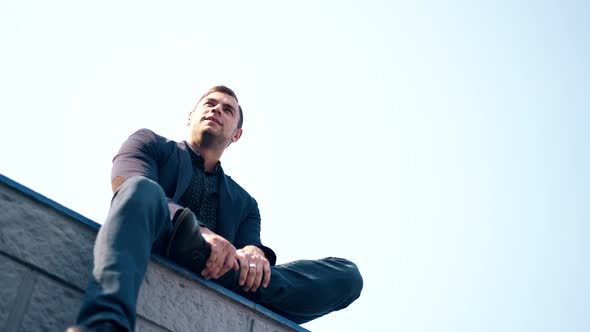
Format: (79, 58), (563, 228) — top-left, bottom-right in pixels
(204, 116), (222, 126)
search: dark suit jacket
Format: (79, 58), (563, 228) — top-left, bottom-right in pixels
(111, 128), (276, 265)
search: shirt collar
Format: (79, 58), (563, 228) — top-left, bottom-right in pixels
(186, 144), (221, 175)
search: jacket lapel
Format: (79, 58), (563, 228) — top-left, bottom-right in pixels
(216, 167), (237, 242)
(174, 141), (238, 241)
(174, 141), (192, 201)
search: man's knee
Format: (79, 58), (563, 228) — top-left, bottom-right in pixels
(114, 176), (166, 209)
(344, 259), (363, 299)
(327, 257), (364, 300)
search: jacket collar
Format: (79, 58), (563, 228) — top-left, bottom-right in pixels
(176, 141), (234, 202)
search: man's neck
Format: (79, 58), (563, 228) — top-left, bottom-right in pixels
(186, 141), (223, 173)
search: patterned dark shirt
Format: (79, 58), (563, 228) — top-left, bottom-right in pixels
(178, 145), (220, 232)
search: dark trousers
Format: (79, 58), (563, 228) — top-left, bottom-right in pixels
(77, 176), (363, 331)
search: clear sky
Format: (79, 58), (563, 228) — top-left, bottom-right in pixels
(1, 0), (588, 331)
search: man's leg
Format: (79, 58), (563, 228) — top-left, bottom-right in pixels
(76, 176), (172, 331)
(239, 257), (363, 324)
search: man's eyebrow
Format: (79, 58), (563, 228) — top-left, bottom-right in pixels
(202, 97), (218, 103)
(202, 96), (236, 112)
(223, 103), (236, 112)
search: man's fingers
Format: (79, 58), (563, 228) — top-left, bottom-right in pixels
(234, 247), (271, 292)
(220, 246), (237, 278)
(262, 262), (271, 288)
(251, 264), (264, 292)
(238, 258), (249, 286)
(217, 253), (236, 278)
(202, 267), (217, 279)
(202, 245), (221, 278)
(201, 232), (238, 280)
(243, 266), (256, 292)
(203, 247), (218, 272)
(201, 237), (239, 279)
(207, 253), (228, 279)
(201, 267), (211, 277)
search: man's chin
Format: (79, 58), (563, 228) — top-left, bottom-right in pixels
(201, 126), (222, 137)
(199, 130), (224, 146)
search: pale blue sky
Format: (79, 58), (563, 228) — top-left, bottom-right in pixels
(1, 1), (588, 331)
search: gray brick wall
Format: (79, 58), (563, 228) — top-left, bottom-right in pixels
(0, 175), (308, 332)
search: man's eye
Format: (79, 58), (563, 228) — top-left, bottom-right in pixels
(204, 102), (213, 106)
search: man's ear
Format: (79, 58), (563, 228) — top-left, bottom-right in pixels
(231, 128), (243, 143)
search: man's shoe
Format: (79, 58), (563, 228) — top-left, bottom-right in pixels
(166, 208), (211, 272)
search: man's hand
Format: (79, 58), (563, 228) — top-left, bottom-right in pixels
(200, 227), (239, 280)
(236, 245), (271, 292)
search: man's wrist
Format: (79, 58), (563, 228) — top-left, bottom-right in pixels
(199, 226), (213, 236)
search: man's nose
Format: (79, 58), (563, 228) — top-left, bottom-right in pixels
(210, 104), (222, 114)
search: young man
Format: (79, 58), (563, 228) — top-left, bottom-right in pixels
(68, 86), (363, 332)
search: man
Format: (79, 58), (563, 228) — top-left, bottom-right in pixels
(68, 86), (363, 332)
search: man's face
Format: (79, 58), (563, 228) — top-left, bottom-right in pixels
(189, 91), (242, 146)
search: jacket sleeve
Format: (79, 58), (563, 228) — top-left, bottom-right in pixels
(111, 128), (185, 221)
(111, 128), (161, 189)
(234, 198), (277, 266)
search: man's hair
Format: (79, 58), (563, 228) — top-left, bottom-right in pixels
(198, 85), (244, 129)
